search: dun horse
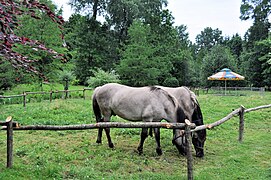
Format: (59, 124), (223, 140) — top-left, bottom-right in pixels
(92, 83), (187, 155)
(157, 86), (206, 157)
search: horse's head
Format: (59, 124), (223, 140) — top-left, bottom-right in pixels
(171, 106), (188, 155)
(172, 129), (187, 156)
(192, 129), (206, 157)
(191, 104), (206, 158)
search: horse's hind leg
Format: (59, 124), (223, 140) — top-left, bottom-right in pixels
(96, 127), (103, 144)
(103, 115), (114, 148)
(104, 127), (114, 148)
(137, 128), (148, 155)
(154, 128), (162, 155)
(96, 118), (103, 144)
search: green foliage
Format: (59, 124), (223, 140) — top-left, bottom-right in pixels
(256, 36), (271, 86)
(196, 27), (223, 51)
(0, 60), (16, 91)
(87, 69), (120, 88)
(59, 71), (75, 90)
(117, 10), (191, 87)
(117, 20), (164, 86)
(5, 0), (271, 92)
(162, 77), (179, 87)
(201, 45), (237, 86)
(240, 0), (271, 22)
(224, 34), (243, 68)
(71, 17), (119, 84)
(13, 0), (67, 82)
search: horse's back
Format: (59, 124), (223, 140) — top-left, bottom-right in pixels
(157, 86), (197, 119)
(94, 83), (176, 121)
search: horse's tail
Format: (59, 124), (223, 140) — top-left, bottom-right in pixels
(92, 88), (102, 122)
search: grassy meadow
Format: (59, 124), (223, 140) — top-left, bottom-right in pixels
(0, 87), (270, 179)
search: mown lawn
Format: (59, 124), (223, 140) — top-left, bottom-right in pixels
(0, 92), (270, 179)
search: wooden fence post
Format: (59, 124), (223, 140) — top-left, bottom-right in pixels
(6, 116), (13, 168)
(239, 105), (245, 142)
(23, 92), (26, 107)
(50, 90), (53, 102)
(185, 119), (193, 180)
(83, 89), (86, 100)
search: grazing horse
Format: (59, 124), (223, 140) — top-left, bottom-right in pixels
(92, 83), (187, 155)
(157, 86), (207, 157)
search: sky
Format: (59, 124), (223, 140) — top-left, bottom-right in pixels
(52, 0), (254, 42)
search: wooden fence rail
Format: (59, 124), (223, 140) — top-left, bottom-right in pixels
(0, 88), (93, 106)
(1, 103), (270, 180)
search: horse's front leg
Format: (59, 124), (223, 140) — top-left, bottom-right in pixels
(137, 128), (148, 155)
(154, 128), (162, 155)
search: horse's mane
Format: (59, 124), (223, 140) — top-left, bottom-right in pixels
(149, 86), (177, 107)
(182, 86), (199, 107)
(150, 86), (186, 123)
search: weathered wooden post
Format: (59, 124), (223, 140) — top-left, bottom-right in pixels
(50, 90), (53, 102)
(6, 116), (13, 168)
(238, 105), (245, 142)
(185, 119), (193, 180)
(83, 88), (86, 100)
(23, 92), (26, 107)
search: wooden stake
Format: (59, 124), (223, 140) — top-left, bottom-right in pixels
(239, 105), (245, 142)
(185, 119), (193, 180)
(50, 90), (53, 102)
(23, 92), (26, 107)
(6, 116), (13, 168)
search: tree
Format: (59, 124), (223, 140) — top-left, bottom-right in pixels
(14, 0), (67, 84)
(224, 34), (243, 68)
(176, 25), (191, 49)
(252, 36), (271, 87)
(69, 0), (107, 20)
(240, 0), (271, 86)
(0, 0), (65, 78)
(72, 17), (119, 84)
(240, 0), (271, 22)
(0, 59), (17, 90)
(105, 0), (168, 43)
(117, 20), (163, 86)
(201, 45), (237, 87)
(195, 27), (223, 51)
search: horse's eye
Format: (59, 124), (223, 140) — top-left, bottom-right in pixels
(193, 133), (198, 139)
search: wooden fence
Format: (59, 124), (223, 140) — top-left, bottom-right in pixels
(0, 88), (93, 107)
(1, 103), (271, 180)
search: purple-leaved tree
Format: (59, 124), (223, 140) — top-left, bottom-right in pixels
(0, 0), (65, 79)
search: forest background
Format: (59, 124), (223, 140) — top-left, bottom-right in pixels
(1, 0), (270, 91)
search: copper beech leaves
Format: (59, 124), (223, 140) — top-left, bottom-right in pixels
(0, 0), (65, 78)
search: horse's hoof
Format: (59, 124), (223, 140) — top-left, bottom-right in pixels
(137, 147), (143, 155)
(196, 152), (204, 158)
(156, 148), (163, 156)
(109, 143), (114, 148)
(96, 140), (102, 144)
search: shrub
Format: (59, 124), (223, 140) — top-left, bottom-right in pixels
(162, 77), (180, 87)
(87, 69), (120, 88)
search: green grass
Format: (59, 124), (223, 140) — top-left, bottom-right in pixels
(0, 91), (270, 179)
(0, 83), (92, 105)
